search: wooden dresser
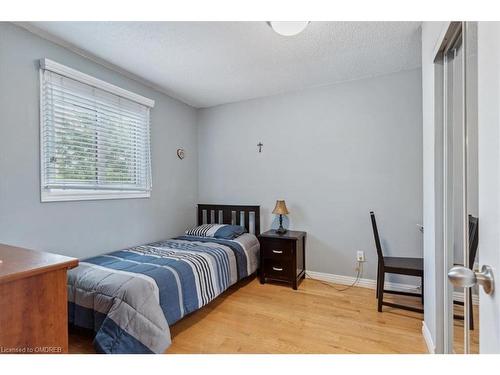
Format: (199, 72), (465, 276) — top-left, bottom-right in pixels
(0, 244), (78, 354)
(258, 230), (306, 290)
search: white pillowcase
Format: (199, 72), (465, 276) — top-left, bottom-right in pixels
(185, 224), (225, 237)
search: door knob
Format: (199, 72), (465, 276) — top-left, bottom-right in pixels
(448, 265), (495, 295)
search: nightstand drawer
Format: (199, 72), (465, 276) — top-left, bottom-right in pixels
(261, 238), (293, 260)
(263, 259), (293, 281)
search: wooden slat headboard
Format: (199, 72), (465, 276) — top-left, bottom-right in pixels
(197, 204), (261, 236)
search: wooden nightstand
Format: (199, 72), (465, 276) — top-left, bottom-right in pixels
(258, 230), (306, 290)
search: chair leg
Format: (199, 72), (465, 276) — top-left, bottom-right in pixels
(421, 276), (424, 305)
(376, 264), (380, 299)
(377, 271), (385, 312)
(469, 292), (474, 330)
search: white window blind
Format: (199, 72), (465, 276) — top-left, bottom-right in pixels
(40, 59), (154, 201)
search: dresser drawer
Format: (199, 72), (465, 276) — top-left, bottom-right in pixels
(263, 259), (293, 281)
(261, 238), (294, 260)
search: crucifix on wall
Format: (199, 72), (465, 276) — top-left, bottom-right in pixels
(257, 142), (263, 153)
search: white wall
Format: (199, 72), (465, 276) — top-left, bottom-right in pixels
(0, 23), (199, 259)
(198, 68), (423, 281)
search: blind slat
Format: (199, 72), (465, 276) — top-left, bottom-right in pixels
(48, 99), (148, 126)
(44, 150), (148, 165)
(45, 183), (151, 191)
(44, 81), (148, 119)
(43, 122), (149, 145)
(45, 160), (145, 172)
(46, 110), (149, 134)
(43, 128), (148, 152)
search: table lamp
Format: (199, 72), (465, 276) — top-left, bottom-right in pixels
(272, 200), (289, 234)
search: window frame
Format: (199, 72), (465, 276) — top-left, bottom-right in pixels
(39, 59), (155, 202)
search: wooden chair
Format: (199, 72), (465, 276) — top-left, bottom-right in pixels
(370, 211), (424, 313)
(453, 215), (479, 330)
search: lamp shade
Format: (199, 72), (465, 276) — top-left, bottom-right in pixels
(272, 200), (289, 215)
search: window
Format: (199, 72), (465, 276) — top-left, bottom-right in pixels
(40, 59), (154, 202)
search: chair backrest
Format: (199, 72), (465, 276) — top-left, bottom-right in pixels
(370, 211), (384, 264)
(369, 212), (478, 269)
(468, 215), (479, 269)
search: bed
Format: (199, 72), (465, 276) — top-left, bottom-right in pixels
(67, 204), (260, 354)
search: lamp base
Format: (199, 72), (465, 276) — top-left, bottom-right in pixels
(275, 226), (287, 235)
(275, 214), (287, 234)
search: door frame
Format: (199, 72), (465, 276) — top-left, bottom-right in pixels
(434, 21), (471, 354)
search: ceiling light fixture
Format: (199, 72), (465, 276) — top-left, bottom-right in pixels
(268, 21), (310, 36)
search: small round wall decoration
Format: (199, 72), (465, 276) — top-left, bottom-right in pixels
(176, 148), (185, 160)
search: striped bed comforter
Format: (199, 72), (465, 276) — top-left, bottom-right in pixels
(67, 233), (260, 354)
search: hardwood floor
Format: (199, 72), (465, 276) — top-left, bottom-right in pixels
(453, 303), (480, 354)
(70, 276), (432, 354)
(68, 275), (481, 354)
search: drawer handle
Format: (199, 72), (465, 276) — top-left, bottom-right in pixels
(272, 250), (283, 254)
(272, 267), (283, 272)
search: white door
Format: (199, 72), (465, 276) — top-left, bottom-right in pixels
(442, 21), (500, 354)
(476, 21), (500, 353)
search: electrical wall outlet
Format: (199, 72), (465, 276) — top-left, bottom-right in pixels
(356, 251), (365, 262)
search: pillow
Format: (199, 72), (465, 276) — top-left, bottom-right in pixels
(213, 225), (247, 240)
(185, 224), (223, 237)
(185, 224), (246, 239)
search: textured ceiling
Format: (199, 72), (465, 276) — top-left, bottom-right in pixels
(26, 21), (422, 108)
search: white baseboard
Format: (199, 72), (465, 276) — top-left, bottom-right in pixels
(305, 270), (420, 294)
(422, 321), (435, 354)
(305, 270), (478, 305)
